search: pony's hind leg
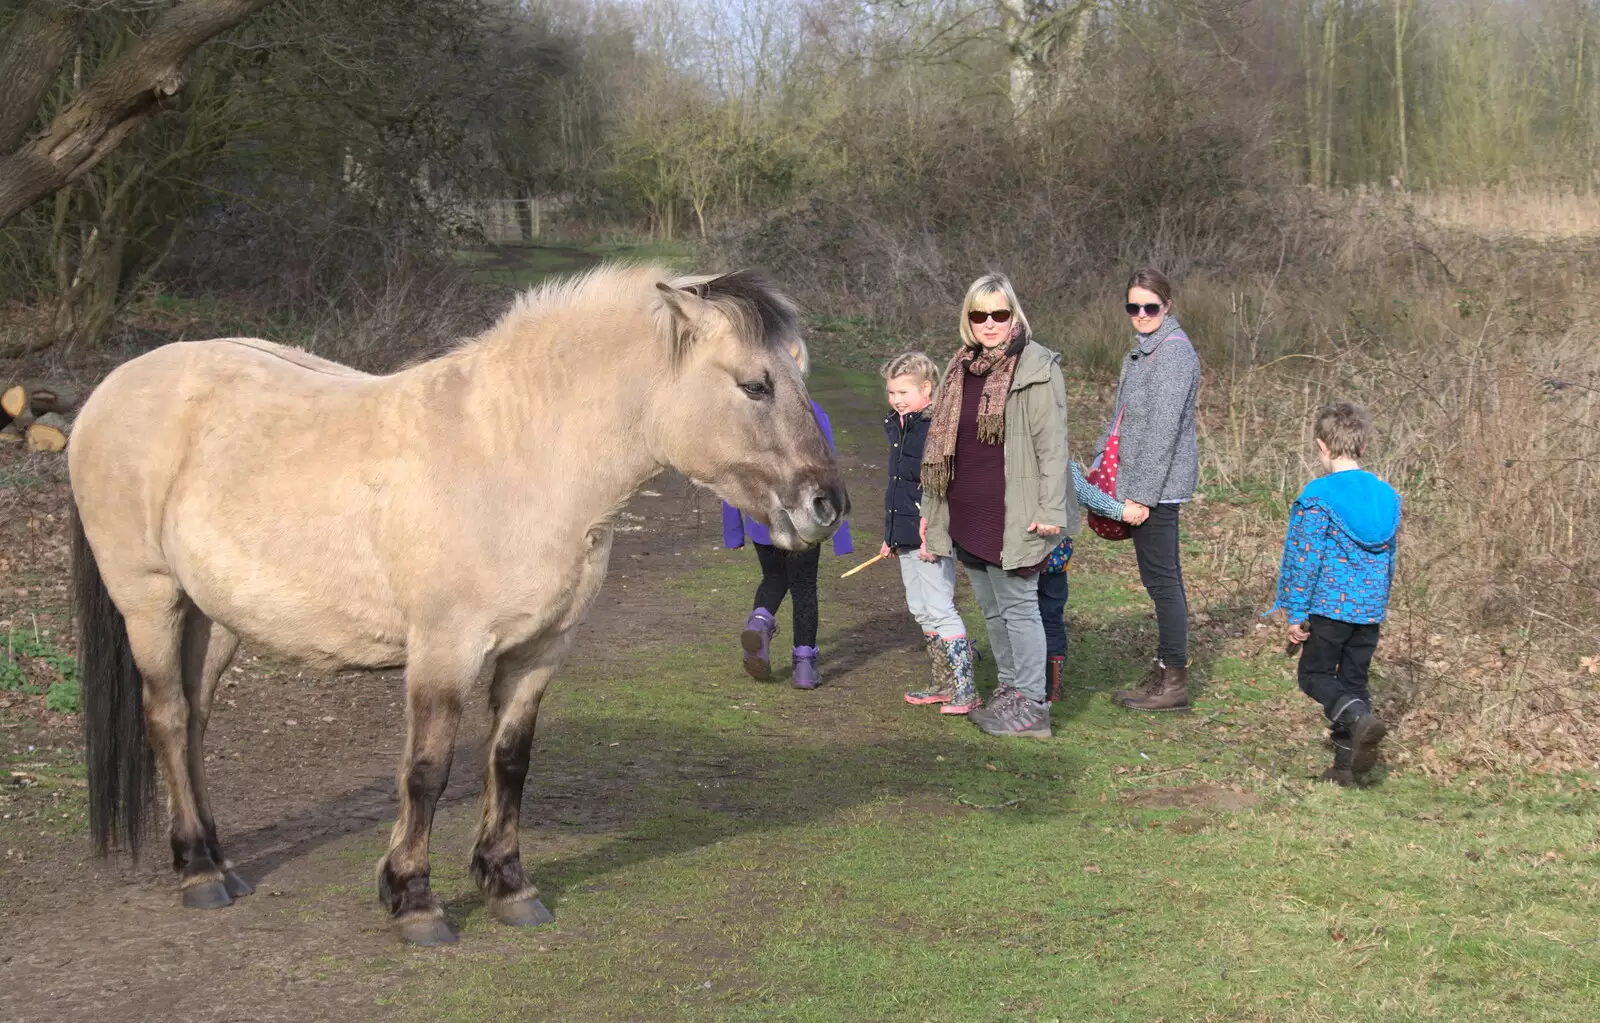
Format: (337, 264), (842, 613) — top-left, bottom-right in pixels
(470, 636), (572, 929)
(123, 596), (234, 909)
(181, 610), (249, 898)
(377, 642), (478, 946)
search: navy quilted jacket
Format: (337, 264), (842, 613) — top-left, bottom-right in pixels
(883, 408), (930, 549)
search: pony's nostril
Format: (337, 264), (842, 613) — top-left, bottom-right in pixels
(811, 493), (836, 527)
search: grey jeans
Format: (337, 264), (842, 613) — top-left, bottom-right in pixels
(961, 559), (1046, 703)
(897, 550), (968, 640)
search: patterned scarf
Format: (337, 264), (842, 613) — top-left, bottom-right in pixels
(920, 322), (1025, 497)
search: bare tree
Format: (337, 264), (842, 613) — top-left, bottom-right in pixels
(997, 0), (1095, 120)
(0, 0), (277, 227)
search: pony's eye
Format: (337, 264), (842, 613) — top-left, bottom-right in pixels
(740, 377), (773, 400)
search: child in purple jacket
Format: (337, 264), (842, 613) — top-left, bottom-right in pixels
(722, 344), (853, 689)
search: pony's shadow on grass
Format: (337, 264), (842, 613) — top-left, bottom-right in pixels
(310, 711), (1077, 924)
(217, 706), (1085, 922)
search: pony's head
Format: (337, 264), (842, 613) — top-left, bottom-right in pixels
(651, 270), (849, 549)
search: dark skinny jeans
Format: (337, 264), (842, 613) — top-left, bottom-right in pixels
(1130, 502), (1188, 666)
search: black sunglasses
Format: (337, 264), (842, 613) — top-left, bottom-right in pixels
(1125, 302), (1163, 317)
(968, 308), (1013, 324)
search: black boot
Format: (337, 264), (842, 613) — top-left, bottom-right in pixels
(1322, 700), (1388, 786)
(1321, 740), (1355, 787)
(1347, 709), (1388, 779)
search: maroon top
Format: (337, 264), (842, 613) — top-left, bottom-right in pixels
(946, 365), (1006, 565)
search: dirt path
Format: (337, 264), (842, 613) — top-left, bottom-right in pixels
(0, 420), (909, 1023)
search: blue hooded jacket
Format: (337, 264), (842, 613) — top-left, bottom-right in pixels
(1268, 468), (1401, 625)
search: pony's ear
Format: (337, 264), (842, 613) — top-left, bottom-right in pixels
(655, 280), (710, 329)
(655, 281), (711, 366)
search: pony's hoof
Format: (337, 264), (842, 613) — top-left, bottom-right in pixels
(181, 881), (234, 910)
(223, 871), (254, 898)
(397, 913), (458, 946)
(491, 895), (554, 928)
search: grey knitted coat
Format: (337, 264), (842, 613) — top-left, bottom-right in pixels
(1093, 317), (1201, 506)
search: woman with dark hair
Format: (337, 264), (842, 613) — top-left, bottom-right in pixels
(919, 272), (1078, 739)
(1100, 267), (1202, 713)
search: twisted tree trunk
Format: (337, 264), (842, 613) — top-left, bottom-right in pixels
(0, 0), (277, 228)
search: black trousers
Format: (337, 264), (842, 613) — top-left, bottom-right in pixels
(1130, 502), (1188, 666)
(1298, 614), (1381, 738)
(753, 542), (820, 648)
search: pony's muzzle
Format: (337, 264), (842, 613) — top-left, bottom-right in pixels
(791, 482), (849, 544)
(809, 487), (844, 530)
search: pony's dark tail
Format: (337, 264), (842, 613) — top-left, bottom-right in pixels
(72, 500), (153, 860)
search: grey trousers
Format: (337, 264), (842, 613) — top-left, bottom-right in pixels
(961, 560), (1046, 703)
(897, 550), (968, 640)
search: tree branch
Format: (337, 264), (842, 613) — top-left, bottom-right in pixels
(0, 1), (85, 153)
(0, 0), (278, 227)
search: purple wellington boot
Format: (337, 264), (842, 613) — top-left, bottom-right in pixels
(740, 608), (777, 680)
(792, 646), (821, 690)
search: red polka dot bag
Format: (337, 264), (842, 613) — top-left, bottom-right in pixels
(1085, 406), (1129, 540)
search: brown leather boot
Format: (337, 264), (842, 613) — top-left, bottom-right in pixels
(1116, 662), (1191, 713)
(1112, 659), (1164, 705)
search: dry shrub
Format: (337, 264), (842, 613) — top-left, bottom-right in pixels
(719, 20), (1288, 350)
(1188, 260), (1600, 771)
(256, 249), (500, 372)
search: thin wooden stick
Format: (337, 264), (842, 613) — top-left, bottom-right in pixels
(839, 551), (890, 578)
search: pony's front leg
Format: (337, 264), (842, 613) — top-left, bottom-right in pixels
(377, 643), (478, 946)
(470, 634), (572, 928)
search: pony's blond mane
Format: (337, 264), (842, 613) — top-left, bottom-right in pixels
(468, 261), (803, 371)
(486, 262), (668, 341)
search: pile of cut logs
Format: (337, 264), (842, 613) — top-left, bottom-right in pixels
(0, 382), (80, 453)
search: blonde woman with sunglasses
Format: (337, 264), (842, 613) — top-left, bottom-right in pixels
(918, 272), (1077, 739)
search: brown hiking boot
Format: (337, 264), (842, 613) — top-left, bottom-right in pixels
(1112, 659), (1167, 706)
(1115, 662), (1190, 713)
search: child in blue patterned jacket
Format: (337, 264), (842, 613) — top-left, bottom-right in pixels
(1269, 402), (1401, 787)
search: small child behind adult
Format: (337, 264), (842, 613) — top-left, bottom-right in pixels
(1034, 462), (1140, 702)
(723, 338), (853, 689)
(879, 352), (982, 714)
(1270, 402), (1401, 787)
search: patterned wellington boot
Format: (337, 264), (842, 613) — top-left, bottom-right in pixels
(1044, 655), (1066, 703)
(740, 608), (777, 681)
(792, 646), (821, 689)
(905, 634), (958, 706)
(939, 637), (982, 715)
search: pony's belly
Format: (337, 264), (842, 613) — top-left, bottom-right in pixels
(181, 567), (408, 673)
(229, 608), (407, 673)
